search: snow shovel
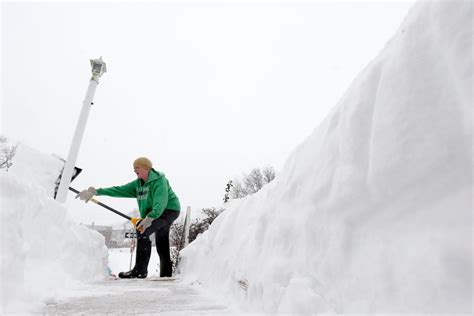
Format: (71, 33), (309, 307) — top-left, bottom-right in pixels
(53, 161), (138, 226)
(68, 187), (132, 221)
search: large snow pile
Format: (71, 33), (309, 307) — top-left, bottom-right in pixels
(0, 143), (108, 313)
(181, 1), (472, 314)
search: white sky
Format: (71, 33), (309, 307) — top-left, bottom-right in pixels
(1, 0), (415, 225)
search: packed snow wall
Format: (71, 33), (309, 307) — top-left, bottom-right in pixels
(0, 143), (108, 313)
(181, 1), (472, 313)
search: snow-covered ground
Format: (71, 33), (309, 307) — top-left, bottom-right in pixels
(43, 248), (233, 315)
(0, 144), (108, 314)
(180, 1), (472, 314)
(44, 278), (231, 315)
(1, 0), (472, 314)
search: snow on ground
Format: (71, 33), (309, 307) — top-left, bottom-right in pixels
(181, 1), (472, 314)
(0, 144), (108, 314)
(108, 247), (160, 277)
(44, 278), (231, 315)
(43, 248), (234, 315)
(1, 1), (472, 314)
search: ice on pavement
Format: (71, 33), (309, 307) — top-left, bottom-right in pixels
(180, 1), (472, 314)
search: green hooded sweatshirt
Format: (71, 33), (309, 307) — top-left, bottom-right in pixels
(96, 169), (180, 219)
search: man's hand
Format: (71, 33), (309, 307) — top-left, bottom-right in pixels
(136, 217), (154, 233)
(75, 187), (97, 203)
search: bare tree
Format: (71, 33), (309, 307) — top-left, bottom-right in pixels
(225, 166), (276, 202)
(0, 136), (18, 171)
(230, 178), (247, 199)
(244, 168), (264, 194)
(262, 166), (276, 184)
(170, 221), (185, 273)
(188, 207), (224, 243)
(223, 180), (233, 203)
(169, 222), (185, 249)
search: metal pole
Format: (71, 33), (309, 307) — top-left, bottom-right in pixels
(56, 58), (106, 203)
(183, 206), (192, 247)
(56, 82), (97, 203)
(129, 238), (135, 270)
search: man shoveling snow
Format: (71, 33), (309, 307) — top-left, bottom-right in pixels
(77, 157), (181, 279)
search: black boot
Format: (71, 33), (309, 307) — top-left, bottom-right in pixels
(118, 268), (147, 279)
(118, 237), (151, 279)
(136, 236), (152, 275)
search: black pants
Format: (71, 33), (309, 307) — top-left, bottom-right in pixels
(134, 209), (180, 277)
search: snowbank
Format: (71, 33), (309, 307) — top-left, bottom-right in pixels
(0, 143), (108, 314)
(181, 1), (472, 313)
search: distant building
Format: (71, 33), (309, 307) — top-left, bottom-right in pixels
(85, 222), (113, 246)
(83, 222), (138, 248)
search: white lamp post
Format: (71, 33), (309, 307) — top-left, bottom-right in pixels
(56, 57), (107, 203)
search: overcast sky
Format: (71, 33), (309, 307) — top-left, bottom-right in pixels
(2, 0), (415, 225)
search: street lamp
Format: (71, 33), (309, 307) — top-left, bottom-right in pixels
(55, 57), (107, 203)
(91, 57), (107, 81)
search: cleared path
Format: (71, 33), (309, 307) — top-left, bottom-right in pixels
(44, 278), (231, 315)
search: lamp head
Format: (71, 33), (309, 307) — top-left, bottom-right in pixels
(90, 57), (107, 81)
